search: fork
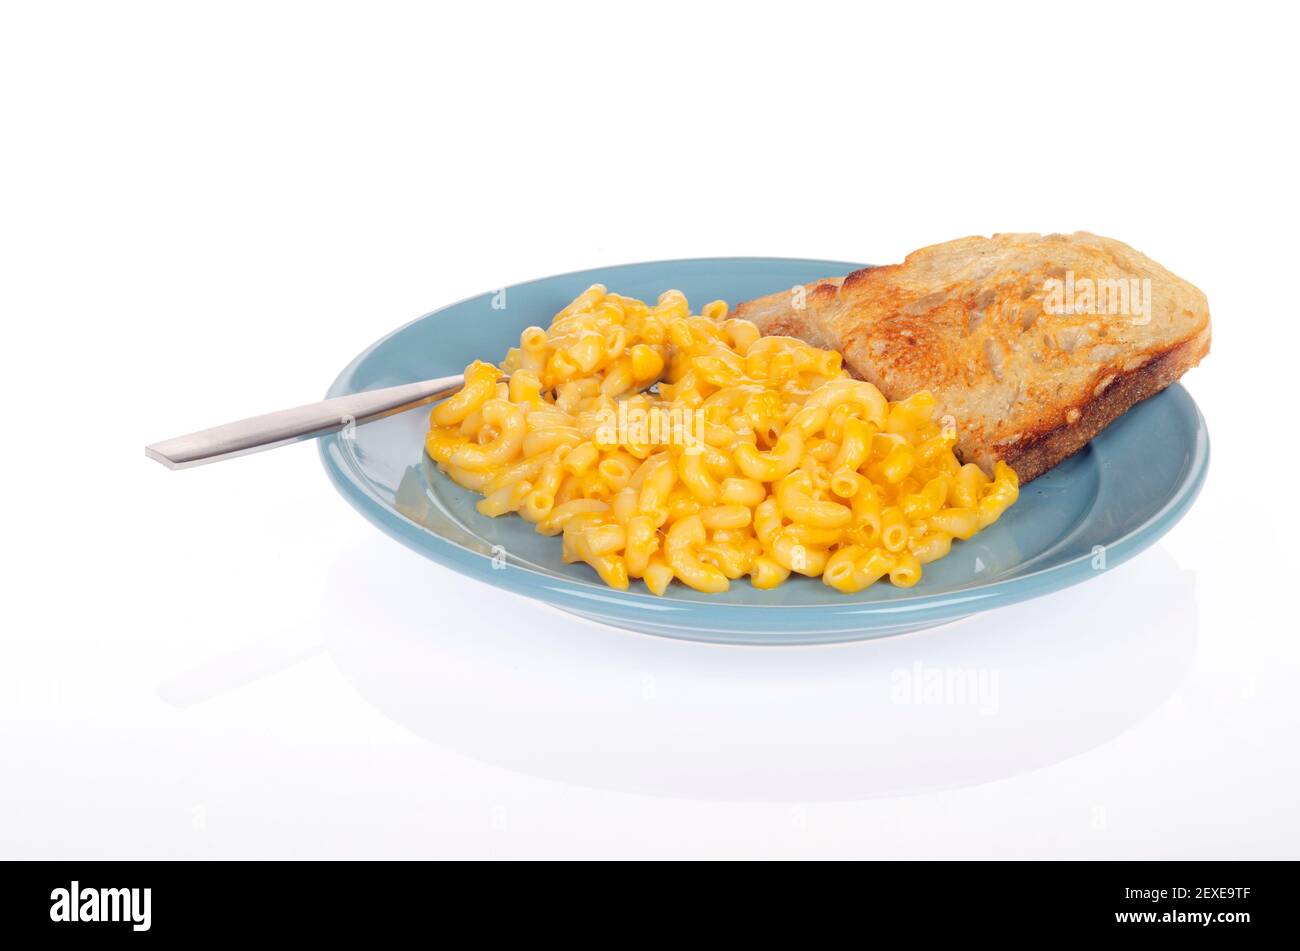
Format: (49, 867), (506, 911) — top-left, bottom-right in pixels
(144, 373), (468, 469)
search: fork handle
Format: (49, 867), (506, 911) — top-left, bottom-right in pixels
(145, 373), (467, 469)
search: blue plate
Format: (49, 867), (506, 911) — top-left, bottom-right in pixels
(320, 258), (1209, 645)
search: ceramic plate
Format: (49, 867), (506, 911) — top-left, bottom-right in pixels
(320, 258), (1209, 645)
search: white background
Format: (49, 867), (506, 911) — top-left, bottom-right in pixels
(2, 1), (1297, 858)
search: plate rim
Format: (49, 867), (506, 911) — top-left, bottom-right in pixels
(319, 256), (1210, 639)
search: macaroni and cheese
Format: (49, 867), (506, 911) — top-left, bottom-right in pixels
(425, 286), (1018, 595)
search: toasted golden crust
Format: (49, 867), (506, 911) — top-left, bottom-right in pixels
(1000, 323), (1210, 481)
(734, 233), (1211, 482)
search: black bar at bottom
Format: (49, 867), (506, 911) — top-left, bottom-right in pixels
(0, 860), (1288, 940)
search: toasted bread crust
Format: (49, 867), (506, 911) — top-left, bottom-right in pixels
(1000, 323), (1210, 481)
(734, 233), (1211, 483)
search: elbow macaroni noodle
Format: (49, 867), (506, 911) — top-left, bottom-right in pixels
(426, 286), (1018, 595)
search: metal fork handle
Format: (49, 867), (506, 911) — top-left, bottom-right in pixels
(144, 373), (467, 469)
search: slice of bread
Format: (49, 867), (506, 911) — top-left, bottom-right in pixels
(734, 233), (1211, 482)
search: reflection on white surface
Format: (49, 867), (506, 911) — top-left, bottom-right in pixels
(317, 538), (1197, 801)
(157, 537), (1198, 803)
